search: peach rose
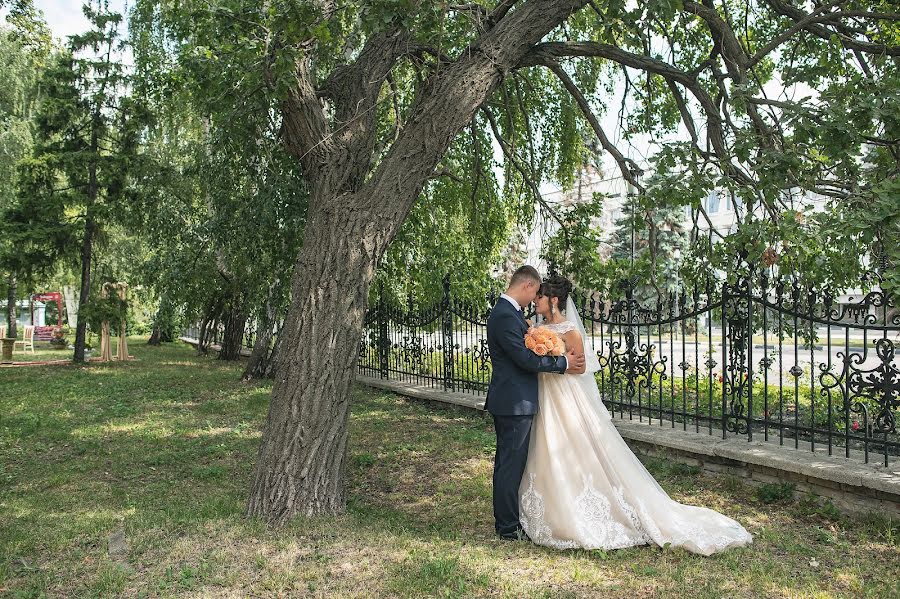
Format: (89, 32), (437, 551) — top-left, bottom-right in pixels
(525, 335), (537, 350)
(552, 337), (566, 356)
(533, 343), (548, 356)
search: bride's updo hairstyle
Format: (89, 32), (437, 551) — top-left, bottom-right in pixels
(539, 274), (574, 311)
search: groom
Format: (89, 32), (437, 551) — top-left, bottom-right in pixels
(486, 265), (584, 540)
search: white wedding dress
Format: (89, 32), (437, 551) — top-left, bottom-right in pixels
(519, 309), (752, 556)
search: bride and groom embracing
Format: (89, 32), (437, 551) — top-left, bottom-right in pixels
(486, 266), (752, 555)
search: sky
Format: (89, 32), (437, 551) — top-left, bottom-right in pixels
(24, 0), (127, 43)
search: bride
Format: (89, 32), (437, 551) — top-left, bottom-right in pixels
(519, 275), (752, 555)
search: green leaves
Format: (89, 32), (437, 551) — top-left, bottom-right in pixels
(542, 193), (611, 294)
(104, 0), (900, 309)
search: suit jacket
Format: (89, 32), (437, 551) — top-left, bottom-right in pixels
(485, 298), (567, 415)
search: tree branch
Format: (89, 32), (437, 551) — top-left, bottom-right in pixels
(763, 0), (900, 56)
(430, 167), (463, 183)
(486, 0), (521, 28)
(314, 27), (413, 192)
(519, 42), (759, 194)
(665, 78), (699, 147)
(541, 60), (644, 191)
(747, 0), (841, 68)
(482, 105), (567, 232)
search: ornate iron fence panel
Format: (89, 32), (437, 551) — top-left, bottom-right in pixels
(360, 271), (900, 465)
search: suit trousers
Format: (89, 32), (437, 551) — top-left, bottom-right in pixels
(492, 414), (534, 535)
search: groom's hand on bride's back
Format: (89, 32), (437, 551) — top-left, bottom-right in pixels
(565, 349), (586, 374)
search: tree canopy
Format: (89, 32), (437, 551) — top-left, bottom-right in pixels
(127, 0), (898, 295)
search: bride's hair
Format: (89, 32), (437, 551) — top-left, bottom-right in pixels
(539, 274), (573, 310)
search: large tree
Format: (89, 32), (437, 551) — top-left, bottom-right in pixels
(134, 0), (899, 524)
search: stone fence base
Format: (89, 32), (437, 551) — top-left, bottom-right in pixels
(357, 375), (900, 518)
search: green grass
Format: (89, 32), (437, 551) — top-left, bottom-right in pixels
(2, 331), (123, 363)
(3, 341), (75, 363)
(1, 340), (898, 598)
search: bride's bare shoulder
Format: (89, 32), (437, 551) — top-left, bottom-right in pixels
(542, 321), (576, 334)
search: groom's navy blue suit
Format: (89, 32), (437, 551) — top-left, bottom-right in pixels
(486, 296), (567, 536)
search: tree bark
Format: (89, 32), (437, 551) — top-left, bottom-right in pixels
(74, 109), (100, 363)
(247, 206), (378, 523)
(246, 0), (589, 525)
(197, 313), (211, 353)
(243, 280), (280, 380)
(148, 296), (172, 345)
(200, 316), (220, 354)
(6, 274), (17, 339)
(63, 286), (78, 329)
(219, 306), (247, 361)
(264, 323), (283, 379)
(73, 213), (94, 362)
(197, 300), (221, 354)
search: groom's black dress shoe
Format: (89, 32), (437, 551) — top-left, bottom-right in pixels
(498, 528), (531, 542)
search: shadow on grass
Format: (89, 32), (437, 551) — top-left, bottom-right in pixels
(1, 342), (898, 598)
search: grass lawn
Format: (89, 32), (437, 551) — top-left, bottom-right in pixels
(2, 337), (121, 364)
(1, 341), (897, 598)
(3, 342), (74, 363)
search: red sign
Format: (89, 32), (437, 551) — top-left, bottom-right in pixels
(31, 292), (64, 327)
(32, 292), (62, 303)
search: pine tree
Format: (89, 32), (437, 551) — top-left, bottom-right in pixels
(0, 1), (50, 336)
(15, 0), (145, 361)
(609, 196), (687, 305)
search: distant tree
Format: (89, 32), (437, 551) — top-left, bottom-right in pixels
(17, 1), (146, 361)
(608, 192), (687, 304)
(0, 1), (50, 336)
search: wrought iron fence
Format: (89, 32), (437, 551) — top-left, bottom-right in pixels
(358, 278), (494, 394)
(357, 272), (900, 466)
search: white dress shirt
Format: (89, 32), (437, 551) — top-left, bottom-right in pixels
(500, 293), (521, 312)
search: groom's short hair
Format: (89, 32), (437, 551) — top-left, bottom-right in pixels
(510, 265), (541, 287)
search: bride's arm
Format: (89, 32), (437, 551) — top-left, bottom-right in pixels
(562, 329), (586, 374)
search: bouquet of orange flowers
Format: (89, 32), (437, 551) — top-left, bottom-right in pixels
(524, 326), (566, 356)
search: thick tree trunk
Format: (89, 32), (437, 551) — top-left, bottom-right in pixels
(150, 322), (173, 344)
(247, 207), (378, 523)
(197, 301), (220, 354)
(264, 324), (283, 378)
(219, 307), (248, 361)
(197, 314), (211, 353)
(243, 280), (280, 380)
(6, 274), (17, 339)
(247, 0), (589, 525)
(148, 324), (161, 346)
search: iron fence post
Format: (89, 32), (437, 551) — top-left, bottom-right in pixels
(746, 268), (754, 442)
(442, 275), (455, 392)
(377, 282), (389, 379)
(721, 280), (729, 439)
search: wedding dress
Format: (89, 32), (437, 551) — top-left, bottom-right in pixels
(519, 299), (752, 556)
